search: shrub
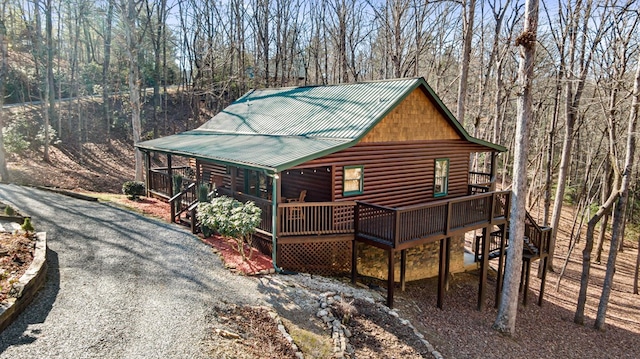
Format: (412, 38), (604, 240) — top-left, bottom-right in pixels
(197, 196), (262, 260)
(122, 181), (146, 200)
(4, 205), (15, 216)
(21, 217), (34, 233)
(198, 183), (211, 202)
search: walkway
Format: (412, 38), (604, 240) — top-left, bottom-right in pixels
(0, 184), (266, 358)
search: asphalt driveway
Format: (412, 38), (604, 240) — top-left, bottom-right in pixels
(0, 184), (266, 358)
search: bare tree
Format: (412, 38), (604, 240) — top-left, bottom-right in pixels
(493, 0), (538, 336)
(456, 0), (476, 127)
(594, 46), (640, 330)
(548, 0), (606, 270)
(121, 0), (144, 181)
(0, 19), (9, 181)
(102, 0), (114, 143)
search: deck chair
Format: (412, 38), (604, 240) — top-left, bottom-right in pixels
(287, 190), (307, 220)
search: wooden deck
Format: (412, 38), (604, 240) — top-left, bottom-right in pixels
(161, 180), (548, 310)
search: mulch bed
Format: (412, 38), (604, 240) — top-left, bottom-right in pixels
(0, 232), (35, 302)
(206, 304), (298, 359)
(347, 298), (430, 358)
(201, 234), (273, 275)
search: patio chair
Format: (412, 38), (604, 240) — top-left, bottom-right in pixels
(287, 190), (307, 220)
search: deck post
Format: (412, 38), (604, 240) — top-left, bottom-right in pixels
(230, 166), (237, 192)
(478, 226), (489, 311)
(144, 151), (151, 197)
(523, 258), (531, 306)
(195, 159), (201, 185)
(495, 223), (508, 308)
(351, 204), (359, 285)
(167, 154), (173, 197)
(437, 237), (448, 309)
(400, 249), (407, 291)
(538, 255), (547, 306)
(387, 248), (395, 308)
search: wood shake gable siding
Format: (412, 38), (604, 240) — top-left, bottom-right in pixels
(361, 87), (461, 143)
(300, 87), (491, 207)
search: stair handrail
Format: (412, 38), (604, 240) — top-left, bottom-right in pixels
(169, 182), (197, 222)
(524, 211), (551, 255)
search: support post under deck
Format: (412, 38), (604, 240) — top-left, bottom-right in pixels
(437, 237), (449, 309)
(538, 255), (548, 306)
(400, 249), (407, 291)
(478, 226), (489, 311)
(387, 248), (395, 308)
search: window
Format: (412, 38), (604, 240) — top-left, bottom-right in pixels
(343, 165), (364, 196)
(434, 158), (449, 197)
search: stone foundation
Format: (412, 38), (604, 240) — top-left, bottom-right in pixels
(356, 236), (465, 282)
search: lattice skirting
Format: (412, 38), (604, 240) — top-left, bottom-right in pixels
(277, 239), (352, 276)
(251, 234), (353, 276)
(252, 233), (273, 256)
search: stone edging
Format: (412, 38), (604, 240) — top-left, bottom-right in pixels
(315, 291), (444, 359)
(0, 232), (48, 332)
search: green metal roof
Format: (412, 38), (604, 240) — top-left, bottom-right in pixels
(137, 130), (350, 171)
(137, 77), (506, 174)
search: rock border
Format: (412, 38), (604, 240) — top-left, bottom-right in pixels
(316, 291), (444, 359)
(0, 232), (48, 333)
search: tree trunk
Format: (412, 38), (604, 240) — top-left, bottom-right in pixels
(456, 0), (476, 127)
(595, 50), (640, 330)
(123, 0), (144, 181)
(43, 0), (53, 163)
(634, 234), (639, 295)
(493, 0), (538, 336)
(103, 0), (114, 143)
(574, 187), (619, 324)
(0, 20), (9, 181)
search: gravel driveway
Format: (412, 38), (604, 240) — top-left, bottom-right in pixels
(0, 184), (267, 358)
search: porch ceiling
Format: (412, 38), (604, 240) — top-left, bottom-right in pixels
(136, 130), (351, 173)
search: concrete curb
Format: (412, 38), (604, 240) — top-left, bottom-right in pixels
(0, 232), (48, 332)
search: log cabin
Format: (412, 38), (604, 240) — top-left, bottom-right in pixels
(136, 77), (550, 309)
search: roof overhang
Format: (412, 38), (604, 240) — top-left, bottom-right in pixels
(136, 130), (353, 174)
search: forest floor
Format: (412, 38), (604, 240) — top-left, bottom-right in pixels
(4, 143), (640, 358)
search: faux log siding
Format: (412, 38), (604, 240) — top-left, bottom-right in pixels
(197, 160), (247, 190)
(301, 140), (492, 207)
(281, 169), (332, 202)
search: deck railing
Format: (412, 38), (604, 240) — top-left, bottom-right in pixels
(215, 188), (274, 234)
(469, 171), (492, 185)
(169, 182), (197, 225)
(525, 212), (551, 255)
(149, 166), (195, 198)
(356, 191), (511, 249)
(279, 202), (356, 237)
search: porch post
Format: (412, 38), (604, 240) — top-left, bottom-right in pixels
(478, 226), (489, 311)
(167, 154), (173, 197)
(144, 151), (151, 197)
(231, 166), (237, 191)
(490, 151), (498, 192)
(351, 204), (359, 285)
(195, 159), (201, 185)
(387, 248), (395, 308)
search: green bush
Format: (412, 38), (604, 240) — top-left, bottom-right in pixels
(197, 196), (262, 260)
(21, 217), (34, 233)
(122, 181), (146, 200)
(2, 115), (59, 155)
(4, 205), (15, 216)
